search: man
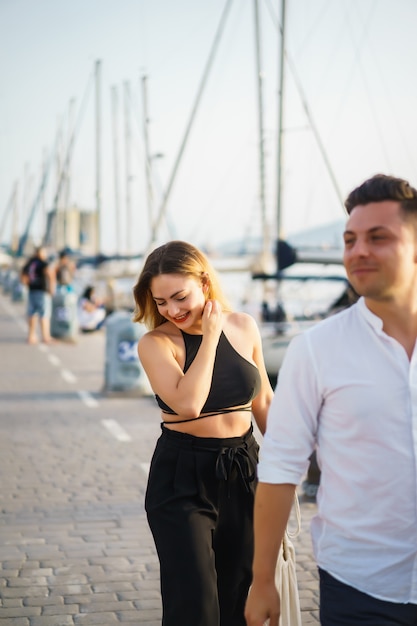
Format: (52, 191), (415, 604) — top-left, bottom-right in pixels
(21, 245), (56, 344)
(245, 174), (417, 626)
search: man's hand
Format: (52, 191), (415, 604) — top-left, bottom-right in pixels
(245, 483), (297, 626)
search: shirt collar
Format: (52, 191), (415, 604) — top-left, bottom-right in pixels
(356, 296), (384, 333)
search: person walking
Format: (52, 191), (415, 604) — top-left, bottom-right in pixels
(132, 240), (273, 626)
(21, 245), (56, 344)
(245, 173), (417, 626)
(55, 249), (76, 293)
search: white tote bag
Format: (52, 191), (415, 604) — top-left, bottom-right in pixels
(275, 495), (302, 626)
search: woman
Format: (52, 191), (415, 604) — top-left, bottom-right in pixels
(132, 241), (273, 626)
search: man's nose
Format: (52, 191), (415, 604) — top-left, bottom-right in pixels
(349, 237), (369, 256)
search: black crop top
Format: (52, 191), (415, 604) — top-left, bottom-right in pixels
(155, 330), (261, 417)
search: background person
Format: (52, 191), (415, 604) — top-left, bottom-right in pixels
(132, 240), (273, 626)
(77, 285), (106, 332)
(20, 245), (56, 344)
(55, 249), (76, 293)
(245, 174), (417, 626)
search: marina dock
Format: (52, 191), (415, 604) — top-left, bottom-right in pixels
(0, 290), (320, 625)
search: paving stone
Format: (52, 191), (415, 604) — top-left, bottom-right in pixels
(7, 577), (49, 588)
(73, 612), (119, 624)
(61, 593), (116, 605)
(2, 598), (24, 608)
(30, 616), (74, 626)
(79, 601), (134, 613)
(46, 575), (88, 586)
(20, 569), (54, 578)
(1, 588), (48, 599)
(91, 583), (135, 594)
(41, 605), (79, 616)
(23, 597), (64, 607)
(49, 585), (92, 597)
(119, 610), (161, 623)
(0, 607), (42, 617)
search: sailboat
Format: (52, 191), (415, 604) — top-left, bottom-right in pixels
(259, 261), (350, 382)
(251, 0), (350, 382)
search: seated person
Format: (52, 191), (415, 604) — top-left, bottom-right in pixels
(78, 285), (106, 332)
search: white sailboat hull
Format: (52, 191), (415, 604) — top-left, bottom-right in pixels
(261, 319), (317, 380)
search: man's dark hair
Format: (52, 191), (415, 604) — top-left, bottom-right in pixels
(345, 174), (417, 219)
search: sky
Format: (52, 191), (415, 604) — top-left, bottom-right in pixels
(1, 0), (417, 255)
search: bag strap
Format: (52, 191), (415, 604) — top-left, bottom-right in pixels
(286, 492), (301, 539)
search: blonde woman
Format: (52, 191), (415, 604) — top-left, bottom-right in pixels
(133, 240), (273, 626)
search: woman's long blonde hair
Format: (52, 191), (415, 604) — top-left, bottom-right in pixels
(132, 241), (231, 329)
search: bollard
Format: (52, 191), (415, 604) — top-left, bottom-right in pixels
(104, 310), (152, 395)
(51, 290), (79, 340)
(2, 270), (13, 294)
(11, 276), (25, 302)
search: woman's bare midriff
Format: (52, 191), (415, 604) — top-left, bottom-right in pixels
(162, 410), (252, 438)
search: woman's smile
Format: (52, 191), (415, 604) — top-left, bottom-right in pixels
(172, 312), (190, 323)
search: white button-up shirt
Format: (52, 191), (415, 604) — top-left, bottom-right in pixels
(259, 297), (417, 603)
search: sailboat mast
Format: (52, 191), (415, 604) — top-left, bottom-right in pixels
(111, 85), (121, 256)
(95, 59), (102, 254)
(253, 0), (268, 255)
(124, 81), (133, 255)
(63, 97), (76, 248)
(145, 0), (233, 257)
(10, 182), (19, 253)
(0, 183), (17, 247)
(41, 148), (47, 244)
(276, 0), (286, 249)
(141, 75), (156, 245)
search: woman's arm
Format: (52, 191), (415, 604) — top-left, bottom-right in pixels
(138, 300), (223, 419)
(248, 315), (274, 435)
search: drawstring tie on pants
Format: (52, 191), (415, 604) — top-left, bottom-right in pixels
(215, 444), (256, 494)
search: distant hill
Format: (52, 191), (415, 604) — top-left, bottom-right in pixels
(211, 219), (345, 257)
(288, 219), (345, 250)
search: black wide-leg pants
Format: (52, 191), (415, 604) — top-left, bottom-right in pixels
(145, 424), (259, 626)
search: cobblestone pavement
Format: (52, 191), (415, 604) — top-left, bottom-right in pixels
(0, 290), (319, 625)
